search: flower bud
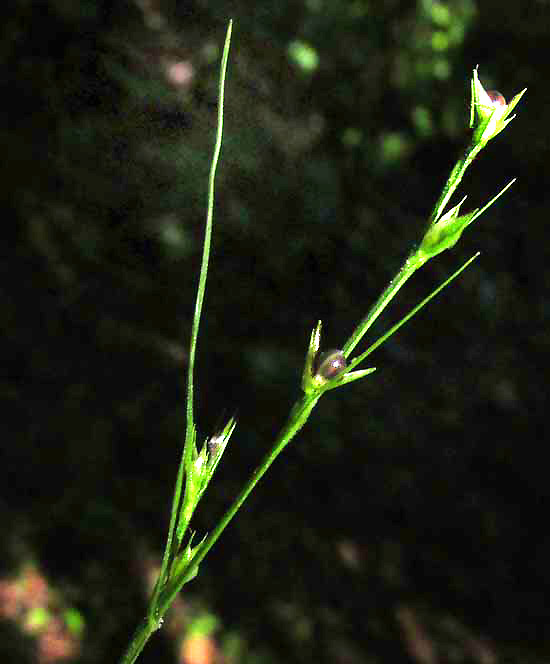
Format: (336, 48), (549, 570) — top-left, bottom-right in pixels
(469, 68), (526, 145)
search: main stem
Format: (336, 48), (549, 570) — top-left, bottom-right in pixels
(120, 618), (158, 664)
(342, 255), (418, 358)
(428, 140), (483, 224)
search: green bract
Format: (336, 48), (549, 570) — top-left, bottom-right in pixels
(417, 196), (477, 262)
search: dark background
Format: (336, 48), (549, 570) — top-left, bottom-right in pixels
(3, 1), (550, 662)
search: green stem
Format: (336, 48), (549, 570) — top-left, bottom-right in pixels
(186, 19), (232, 432)
(342, 255), (418, 358)
(428, 140), (483, 224)
(119, 618), (158, 664)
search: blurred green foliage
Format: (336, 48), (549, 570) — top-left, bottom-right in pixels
(2, 1), (550, 663)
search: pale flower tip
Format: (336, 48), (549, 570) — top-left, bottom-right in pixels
(486, 90), (506, 108)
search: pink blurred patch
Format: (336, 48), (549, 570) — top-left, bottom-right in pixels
(0, 579), (21, 618)
(165, 61), (195, 88)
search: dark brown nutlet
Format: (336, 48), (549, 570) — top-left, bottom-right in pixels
(314, 349), (347, 380)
